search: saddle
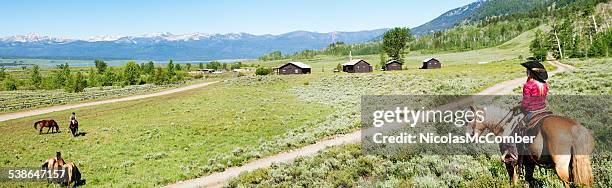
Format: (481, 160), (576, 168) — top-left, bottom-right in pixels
(523, 110), (553, 130)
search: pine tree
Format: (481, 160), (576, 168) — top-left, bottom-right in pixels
(30, 65), (42, 88)
(95, 59), (107, 74)
(529, 30), (549, 60)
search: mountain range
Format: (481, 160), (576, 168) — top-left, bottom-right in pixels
(0, 0), (527, 61)
(0, 30), (387, 61)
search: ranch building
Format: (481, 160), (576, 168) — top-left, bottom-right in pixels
(275, 62), (311, 75)
(342, 59), (372, 73)
(385, 60), (403, 71)
(420, 58), (441, 69)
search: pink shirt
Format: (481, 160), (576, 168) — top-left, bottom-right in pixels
(521, 79), (548, 111)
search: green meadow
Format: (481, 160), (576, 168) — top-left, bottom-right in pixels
(228, 58), (612, 188)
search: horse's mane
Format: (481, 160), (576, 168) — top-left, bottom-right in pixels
(482, 105), (522, 135)
(482, 105), (510, 125)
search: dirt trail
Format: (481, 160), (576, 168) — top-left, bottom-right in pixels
(165, 60), (573, 188)
(0, 81), (219, 122)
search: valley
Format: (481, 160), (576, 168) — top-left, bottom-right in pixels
(0, 0), (609, 187)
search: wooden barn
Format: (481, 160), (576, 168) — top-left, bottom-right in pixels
(274, 62), (311, 75)
(385, 60), (403, 71)
(420, 58), (441, 69)
(342, 59), (372, 73)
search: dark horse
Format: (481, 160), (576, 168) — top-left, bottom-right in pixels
(69, 120), (78, 137)
(34, 120), (59, 134)
(468, 105), (594, 188)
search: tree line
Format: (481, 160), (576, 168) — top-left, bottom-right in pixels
(258, 0), (611, 63)
(530, 0), (611, 60)
(1, 60), (174, 92)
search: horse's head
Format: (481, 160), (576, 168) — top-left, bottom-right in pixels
(468, 105), (519, 164)
(467, 105), (488, 138)
(467, 105), (513, 137)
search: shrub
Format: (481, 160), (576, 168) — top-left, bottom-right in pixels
(123, 61), (141, 85)
(65, 72), (87, 93)
(30, 65), (42, 88)
(255, 67), (271, 75)
(144, 152), (167, 160)
(3, 77), (17, 91)
(0, 66), (6, 81)
(95, 59), (107, 74)
(154, 67), (168, 85)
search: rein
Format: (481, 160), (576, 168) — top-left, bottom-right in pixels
(489, 107), (520, 135)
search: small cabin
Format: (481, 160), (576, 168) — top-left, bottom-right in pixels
(385, 60), (403, 71)
(420, 58), (441, 69)
(342, 59), (372, 73)
(275, 62), (311, 75)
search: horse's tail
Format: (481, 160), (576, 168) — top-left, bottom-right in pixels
(72, 163), (81, 183)
(41, 161), (48, 170)
(570, 125), (594, 186)
(34, 121), (40, 130)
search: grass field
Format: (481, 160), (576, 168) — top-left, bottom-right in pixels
(0, 76), (334, 187)
(0, 79), (220, 113)
(228, 58), (612, 188)
(0, 59), (540, 187)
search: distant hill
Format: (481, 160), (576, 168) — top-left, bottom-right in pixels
(411, 0), (551, 36)
(0, 29), (387, 61)
(411, 1), (483, 35)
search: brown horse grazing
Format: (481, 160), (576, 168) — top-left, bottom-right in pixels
(34, 120), (59, 134)
(69, 120), (78, 137)
(467, 105), (594, 188)
(61, 162), (81, 187)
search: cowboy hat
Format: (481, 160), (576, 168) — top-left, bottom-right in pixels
(521, 60), (548, 83)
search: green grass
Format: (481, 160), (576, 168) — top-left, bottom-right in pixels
(0, 78), (334, 187)
(0, 58), (536, 187)
(0, 79), (218, 113)
(228, 57), (612, 188)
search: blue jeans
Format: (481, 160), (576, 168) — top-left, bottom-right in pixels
(526, 111), (534, 121)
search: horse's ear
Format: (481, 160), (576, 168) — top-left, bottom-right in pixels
(469, 105), (477, 112)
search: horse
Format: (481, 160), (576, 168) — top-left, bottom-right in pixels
(61, 162), (82, 187)
(69, 120), (78, 137)
(467, 105), (594, 188)
(34, 120), (59, 134)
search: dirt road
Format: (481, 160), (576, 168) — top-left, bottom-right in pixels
(0, 81), (219, 122)
(165, 60), (573, 188)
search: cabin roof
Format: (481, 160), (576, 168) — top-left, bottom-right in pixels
(342, 59), (367, 66)
(422, 58), (438, 63)
(385, 59), (402, 65)
(284, 62), (311, 69)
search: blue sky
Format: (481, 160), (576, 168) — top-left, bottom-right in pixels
(1, 0), (475, 38)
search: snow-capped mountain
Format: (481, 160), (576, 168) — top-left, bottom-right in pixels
(86, 35), (125, 42)
(0, 33), (73, 43)
(0, 29), (388, 60)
